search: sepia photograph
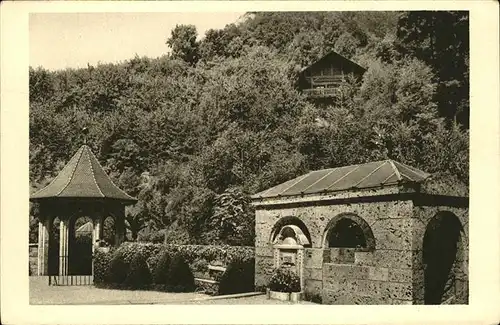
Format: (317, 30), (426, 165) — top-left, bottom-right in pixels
(28, 10), (470, 306)
(1, 1), (499, 324)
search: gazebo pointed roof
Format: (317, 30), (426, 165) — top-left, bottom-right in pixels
(30, 144), (137, 204)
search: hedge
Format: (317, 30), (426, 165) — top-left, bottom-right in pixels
(126, 252), (152, 289)
(93, 243), (255, 293)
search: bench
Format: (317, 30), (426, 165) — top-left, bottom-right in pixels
(194, 264), (227, 294)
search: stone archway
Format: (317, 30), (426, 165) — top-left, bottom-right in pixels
(322, 213), (375, 264)
(423, 211), (466, 304)
(270, 216), (312, 248)
(271, 223), (311, 291)
(323, 213), (375, 250)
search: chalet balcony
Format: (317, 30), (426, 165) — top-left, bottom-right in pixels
(302, 87), (340, 98)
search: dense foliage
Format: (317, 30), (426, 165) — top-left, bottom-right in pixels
(93, 243), (255, 292)
(29, 12), (469, 246)
(108, 251), (129, 285)
(152, 251), (171, 285)
(218, 257), (255, 295)
(126, 252), (153, 289)
(268, 267), (301, 293)
(165, 254), (195, 292)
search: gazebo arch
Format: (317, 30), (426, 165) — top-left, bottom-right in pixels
(30, 142), (137, 276)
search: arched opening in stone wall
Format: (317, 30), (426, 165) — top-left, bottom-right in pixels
(323, 213), (375, 263)
(324, 213), (375, 250)
(69, 216), (93, 275)
(270, 216), (312, 248)
(423, 211), (466, 304)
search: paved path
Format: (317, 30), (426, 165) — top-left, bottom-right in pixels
(30, 277), (316, 305)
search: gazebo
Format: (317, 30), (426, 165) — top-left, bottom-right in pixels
(30, 143), (137, 276)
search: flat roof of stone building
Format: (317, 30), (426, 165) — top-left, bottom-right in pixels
(251, 160), (430, 199)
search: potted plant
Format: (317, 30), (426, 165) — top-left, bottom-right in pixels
(267, 267), (301, 302)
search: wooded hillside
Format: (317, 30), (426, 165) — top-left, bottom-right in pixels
(29, 11), (469, 245)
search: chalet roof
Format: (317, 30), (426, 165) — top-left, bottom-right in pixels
(251, 160), (430, 199)
(300, 51), (366, 75)
(30, 144), (137, 204)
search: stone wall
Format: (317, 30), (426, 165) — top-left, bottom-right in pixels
(322, 260), (413, 304)
(254, 191), (469, 305)
(254, 193), (416, 302)
(411, 200), (469, 304)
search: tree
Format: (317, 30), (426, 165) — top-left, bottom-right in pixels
(166, 24), (200, 65)
(209, 187), (254, 246)
(396, 11), (469, 127)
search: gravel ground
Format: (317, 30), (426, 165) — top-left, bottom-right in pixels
(30, 277), (316, 305)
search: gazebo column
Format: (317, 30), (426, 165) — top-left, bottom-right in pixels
(67, 217), (76, 275)
(37, 216), (51, 276)
(114, 208), (126, 247)
(59, 218), (70, 276)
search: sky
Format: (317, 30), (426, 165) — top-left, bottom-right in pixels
(29, 12), (245, 71)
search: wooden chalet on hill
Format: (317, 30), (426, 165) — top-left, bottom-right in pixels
(298, 51), (366, 99)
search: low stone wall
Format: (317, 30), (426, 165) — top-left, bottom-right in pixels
(29, 243), (38, 275)
(254, 246), (274, 289)
(322, 255), (413, 304)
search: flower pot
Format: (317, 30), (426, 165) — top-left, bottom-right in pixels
(289, 292), (301, 303)
(269, 290), (290, 301)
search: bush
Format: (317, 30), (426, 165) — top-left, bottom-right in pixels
(166, 254), (195, 292)
(268, 267), (300, 293)
(90, 243), (255, 292)
(218, 257), (255, 295)
(126, 252), (152, 289)
(109, 251), (129, 285)
(152, 251), (171, 285)
(93, 249), (114, 284)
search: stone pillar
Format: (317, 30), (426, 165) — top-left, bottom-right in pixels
(37, 217), (51, 276)
(59, 219), (70, 275)
(114, 209), (126, 247)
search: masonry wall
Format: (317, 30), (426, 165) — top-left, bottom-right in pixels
(411, 201), (469, 304)
(254, 195), (416, 303)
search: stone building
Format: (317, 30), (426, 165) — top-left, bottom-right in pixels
(251, 160), (468, 305)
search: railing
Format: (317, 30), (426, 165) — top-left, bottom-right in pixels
(48, 275), (93, 286)
(302, 87), (340, 98)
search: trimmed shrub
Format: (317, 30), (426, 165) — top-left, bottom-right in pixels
(109, 251), (129, 285)
(152, 251), (171, 285)
(218, 257), (255, 295)
(91, 243), (255, 292)
(93, 249), (113, 284)
(126, 252), (152, 289)
(166, 254), (195, 292)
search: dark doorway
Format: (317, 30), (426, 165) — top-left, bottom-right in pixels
(69, 217), (93, 275)
(423, 212), (463, 304)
